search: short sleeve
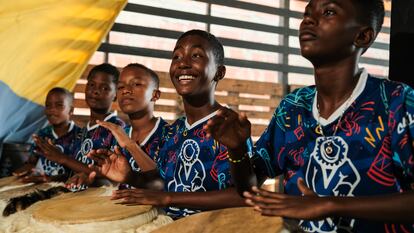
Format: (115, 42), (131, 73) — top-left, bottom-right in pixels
(389, 84), (414, 187)
(252, 105), (286, 179)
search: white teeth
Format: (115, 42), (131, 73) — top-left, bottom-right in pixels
(178, 75), (195, 81)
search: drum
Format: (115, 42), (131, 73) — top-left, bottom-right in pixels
(4, 186), (173, 233)
(0, 176), (33, 193)
(152, 207), (287, 233)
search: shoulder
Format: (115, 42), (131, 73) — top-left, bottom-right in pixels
(279, 86), (316, 110)
(38, 125), (53, 136)
(107, 115), (126, 127)
(369, 75), (414, 106)
(170, 116), (185, 128)
(158, 117), (169, 128)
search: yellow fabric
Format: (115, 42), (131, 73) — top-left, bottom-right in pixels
(0, 0), (127, 105)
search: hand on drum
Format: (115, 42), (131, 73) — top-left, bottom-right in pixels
(112, 189), (170, 207)
(244, 178), (330, 220)
(65, 172), (95, 190)
(204, 107), (251, 150)
(12, 163), (35, 177)
(32, 135), (65, 163)
(19, 173), (51, 183)
(87, 146), (132, 183)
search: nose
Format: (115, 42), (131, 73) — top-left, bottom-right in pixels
(178, 56), (191, 69)
(122, 85), (133, 95)
(302, 12), (317, 26)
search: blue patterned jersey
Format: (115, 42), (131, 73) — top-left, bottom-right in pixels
(123, 118), (168, 172)
(157, 111), (232, 219)
(75, 113), (125, 166)
(33, 121), (81, 176)
(253, 70), (414, 233)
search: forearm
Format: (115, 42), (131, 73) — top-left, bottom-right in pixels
(228, 147), (259, 195)
(59, 156), (91, 174)
(49, 174), (69, 182)
(166, 188), (246, 210)
(328, 191), (414, 222)
(127, 169), (164, 190)
(125, 143), (157, 172)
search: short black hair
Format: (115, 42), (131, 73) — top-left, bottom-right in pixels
(353, 0), (385, 35)
(47, 87), (74, 105)
(177, 29), (225, 66)
(87, 63), (120, 84)
(124, 63), (160, 89)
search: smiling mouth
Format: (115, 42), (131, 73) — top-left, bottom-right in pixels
(178, 75), (196, 82)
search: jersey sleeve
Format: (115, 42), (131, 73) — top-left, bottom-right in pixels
(389, 84), (414, 188)
(252, 103), (287, 179)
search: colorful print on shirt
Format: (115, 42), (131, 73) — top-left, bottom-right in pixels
(157, 112), (232, 219)
(252, 72), (414, 233)
(123, 118), (168, 172)
(75, 113), (125, 166)
(33, 121), (81, 176)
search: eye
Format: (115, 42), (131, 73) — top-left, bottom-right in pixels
(172, 53), (181, 60)
(323, 9), (336, 16)
(192, 53), (202, 59)
(117, 86), (124, 90)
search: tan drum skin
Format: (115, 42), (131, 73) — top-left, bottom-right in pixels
(152, 207), (285, 233)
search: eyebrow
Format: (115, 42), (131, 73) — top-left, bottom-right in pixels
(173, 44), (205, 52)
(322, 0), (342, 8)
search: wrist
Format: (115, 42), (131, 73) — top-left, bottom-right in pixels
(163, 193), (173, 206)
(323, 197), (339, 217)
(124, 140), (137, 150)
(228, 145), (249, 160)
(57, 155), (67, 165)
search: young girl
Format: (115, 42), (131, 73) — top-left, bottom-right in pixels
(205, 1), (414, 232)
(13, 87), (80, 183)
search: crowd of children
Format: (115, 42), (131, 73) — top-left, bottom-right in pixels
(9, 0), (414, 232)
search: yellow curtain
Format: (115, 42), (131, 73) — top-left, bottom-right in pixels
(0, 0), (127, 105)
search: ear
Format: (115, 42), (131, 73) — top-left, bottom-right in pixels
(354, 26), (375, 50)
(151, 89), (161, 102)
(213, 65), (226, 82)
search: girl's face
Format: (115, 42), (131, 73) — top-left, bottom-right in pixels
(85, 71), (117, 112)
(45, 92), (72, 126)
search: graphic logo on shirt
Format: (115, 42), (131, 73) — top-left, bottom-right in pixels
(77, 138), (94, 165)
(302, 136), (360, 233)
(42, 145), (65, 176)
(168, 139), (206, 193)
(129, 157), (140, 172)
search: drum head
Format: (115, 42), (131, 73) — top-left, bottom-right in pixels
(33, 195), (152, 224)
(152, 207), (284, 233)
(0, 176), (21, 188)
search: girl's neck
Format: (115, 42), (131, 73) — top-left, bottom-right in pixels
(314, 58), (360, 118)
(183, 92), (220, 125)
(129, 113), (157, 144)
(53, 120), (71, 138)
(90, 110), (111, 126)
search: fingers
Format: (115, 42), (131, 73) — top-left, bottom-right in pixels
(88, 171), (97, 181)
(65, 173), (90, 190)
(87, 149), (110, 166)
(114, 146), (123, 156)
(97, 120), (119, 132)
(239, 112), (251, 128)
(297, 178), (316, 196)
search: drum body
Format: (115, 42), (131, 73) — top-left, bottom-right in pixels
(152, 207), (286, 233)
(0, 184), (173, 233)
